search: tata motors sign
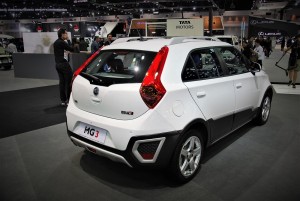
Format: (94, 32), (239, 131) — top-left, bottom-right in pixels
(167, 19), (203, 37)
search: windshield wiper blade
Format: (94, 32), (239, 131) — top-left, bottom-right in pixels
(80, 72), (102, 84)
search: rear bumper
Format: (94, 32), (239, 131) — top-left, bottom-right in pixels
(67, 129), (180, 168)
(66, 95), (177, 151)
(70, 136), (133, 167)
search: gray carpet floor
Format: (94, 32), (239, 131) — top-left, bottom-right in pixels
(0, 93), (299, 201)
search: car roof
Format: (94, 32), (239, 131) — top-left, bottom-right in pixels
(112, 37), (160, 45)
(215, 35), (238, 38)
(103, 38), (171, 52)
(103, 37), (232, 52)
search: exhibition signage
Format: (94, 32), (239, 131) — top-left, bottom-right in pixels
(167, 19), (203, 36)
(248, 16), (298, 37)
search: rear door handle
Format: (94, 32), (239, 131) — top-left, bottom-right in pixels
(236, 83), (242, 89)
(196, 91), (206, 98)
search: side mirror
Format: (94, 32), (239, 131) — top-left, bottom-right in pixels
(249, 61), (261, 75)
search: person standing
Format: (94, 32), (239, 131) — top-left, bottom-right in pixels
(248, 36), (255, 49)
(91, 36), (100, 54)
(72, 38), (80, 53)
(281, 36), (286, 51)
(79, 37), (88, 51)
(252, 39), (265, 67)
(104, 33), (114, 46)
(286, 36), (293, 48)
(241, 41), (252, 60)
(6, 39), (18, 54)
(285, 34), (300, 88)
(53, 28), (74, 106)
(99, 37), (104, 49)
(264, 37), (272, 57)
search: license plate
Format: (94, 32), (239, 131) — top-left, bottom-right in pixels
(74, 123), (107, 144)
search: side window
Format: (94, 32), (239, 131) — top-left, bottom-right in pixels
(182, 56), (198, 81)
(219, 47), (248, 75)
(182, 48), (224, 82)
(191, 49), (223, 79)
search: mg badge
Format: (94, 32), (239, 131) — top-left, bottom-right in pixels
(93, 87), (99, 96)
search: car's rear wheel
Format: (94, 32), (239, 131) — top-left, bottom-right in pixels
(255, 93), (272, 125)
(169, 129), (203, 183)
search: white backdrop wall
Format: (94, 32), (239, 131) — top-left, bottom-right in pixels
(23, 32), (70, 53)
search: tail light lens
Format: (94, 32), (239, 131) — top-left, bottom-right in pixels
(71, 48), (102, 87)
(140, 46), (169, 109)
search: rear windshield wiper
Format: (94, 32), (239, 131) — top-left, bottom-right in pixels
(80, 72), (102, 85)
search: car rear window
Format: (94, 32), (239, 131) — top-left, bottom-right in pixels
(81, 50), (157, 86)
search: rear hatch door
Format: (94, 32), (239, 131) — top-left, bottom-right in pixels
(72, 49), (157, 120)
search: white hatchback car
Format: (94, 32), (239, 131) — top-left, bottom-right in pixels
(66, 37), (273, 183)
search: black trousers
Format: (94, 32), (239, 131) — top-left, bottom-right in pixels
(56, 62), (73, 102)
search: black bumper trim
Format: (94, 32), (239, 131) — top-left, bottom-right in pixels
(67, 130), (181, 169)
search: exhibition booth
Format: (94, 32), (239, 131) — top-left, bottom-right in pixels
(12, 32), (90, 79)
(7, 14), (300, 82)
(9, 20), (124, 79)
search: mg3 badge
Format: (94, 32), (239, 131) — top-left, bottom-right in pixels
(93, 87), (99, 96)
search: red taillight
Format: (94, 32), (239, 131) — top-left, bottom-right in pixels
(71, 47), (102, 87)
(140, 46), (169, 109)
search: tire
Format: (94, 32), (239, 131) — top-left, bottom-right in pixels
(169, 129), (203, 183)
(255, 93), (272, 125)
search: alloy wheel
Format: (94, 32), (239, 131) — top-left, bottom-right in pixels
(179, 136), (202, 177)
(262, 96), (271, 122)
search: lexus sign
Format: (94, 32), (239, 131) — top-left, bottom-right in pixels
(248, 16), (298, 38)
(258, 32), (281, 36)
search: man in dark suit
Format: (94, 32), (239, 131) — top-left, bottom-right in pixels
(53, 28), (74, 106)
